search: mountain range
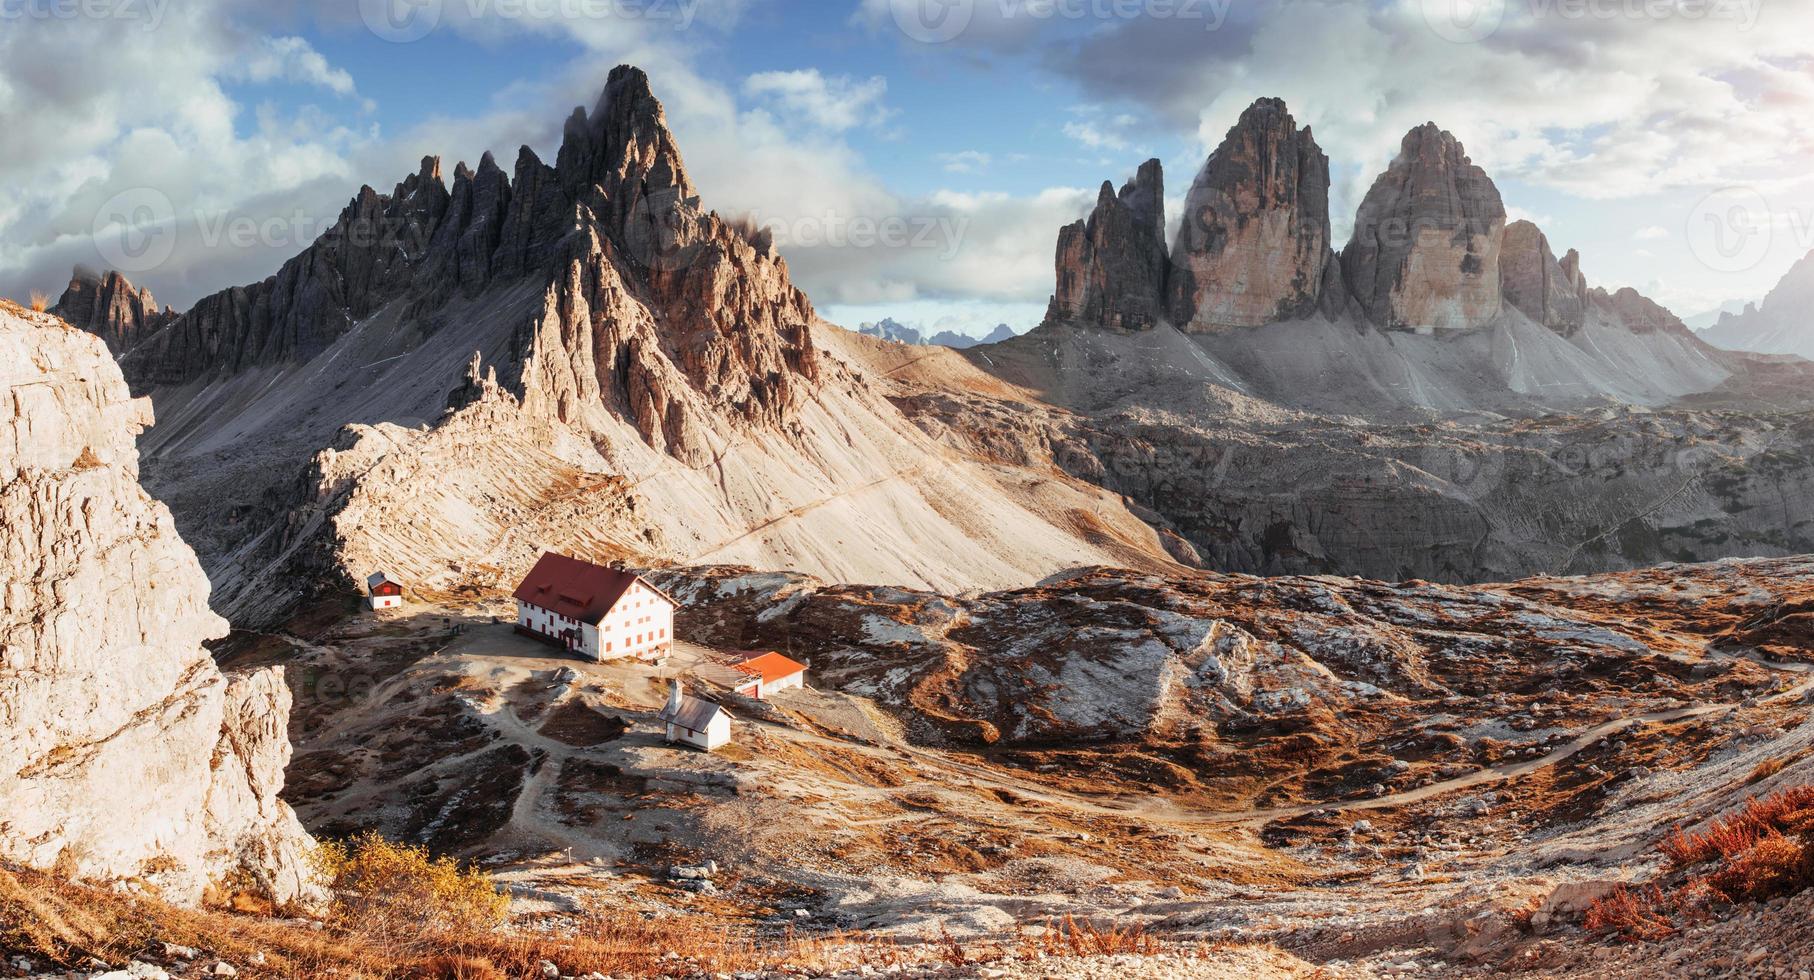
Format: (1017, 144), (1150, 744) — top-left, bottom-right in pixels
(858, 317), (1017, 349)
(1699, 250), (1814, 361)
(41, 67), (1814, 628)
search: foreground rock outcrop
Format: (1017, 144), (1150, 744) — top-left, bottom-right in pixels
(1047, 159), (1168, 331)
(1340, 123), (1506, 332)
(0, 305), (313, 903)
(1169, 98), (1338, 331)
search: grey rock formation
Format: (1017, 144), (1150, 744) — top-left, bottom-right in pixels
(1342, 123), (1506, 332)
(0, 307), (314, 904)
(1592, 286), (1696, 337)
(1499, 220), (1586, 334)
(126, 155), (452, 387)
(50, 267), (174, 354)
(1701, 249), (1814, 360)
(1169, 98), (1333, 331)
(1046, 159), (1168, 331)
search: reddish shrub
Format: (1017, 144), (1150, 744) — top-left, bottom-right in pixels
(1584, 885), (1679, 943)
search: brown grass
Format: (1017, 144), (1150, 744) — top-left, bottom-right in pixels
(1019, 915), (1162, 958)
(1584, 885), (1679, 943)
(1660, 785), (1814, 867)
(1589, 785), (1814, 943)
(29, 291), (49, 313)
(1749, 756), (1790, 785)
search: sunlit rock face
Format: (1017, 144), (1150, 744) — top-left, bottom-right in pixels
(1169, 98), (1337, 332)
(1047, 158), (1169, 331)
(1342, 123), (1506, 333)
(0, 308), (314, 904)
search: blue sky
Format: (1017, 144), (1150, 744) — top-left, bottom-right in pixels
(5, 0), (1814, 337)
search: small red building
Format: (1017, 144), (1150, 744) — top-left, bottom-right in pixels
(366, 572), (404, 610)
(731, 651), (808, 700)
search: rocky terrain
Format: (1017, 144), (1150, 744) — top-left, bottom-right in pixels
(0, 301), (313, 905)
(141, 549), (1812, 977)
(30, 79), (1810, 633)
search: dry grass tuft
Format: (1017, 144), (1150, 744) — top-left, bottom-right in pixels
(1661, 785), (1814, 867)
(1749, 756), (1790, 785)
(1591, 786), (1814, 944)
(1585, 885), (1679, 943)
(1019, 915), (1161, 959)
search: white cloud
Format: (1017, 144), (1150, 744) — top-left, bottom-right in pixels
(1062, 120), (1129, 151)
(1634, 225), (1671, 241)
(237, 35), (359, 96)
(938, 150), (992, 174)
(743, 69), (891, 132)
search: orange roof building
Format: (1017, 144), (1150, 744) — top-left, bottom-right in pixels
(731, 651), (808, 700)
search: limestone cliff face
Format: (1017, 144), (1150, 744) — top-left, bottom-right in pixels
(1046, 159), (1168, 331)
(1341, 124), (1506, 332)
(51, 268), (174, 355)
(1499, 220), (1586, 335)
(1169, 99), (1334, 331)
(0, 306), (313, 903)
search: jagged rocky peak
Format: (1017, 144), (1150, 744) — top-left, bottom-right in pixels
(557, 64), (700, 251)
(51, 266), (174, 354)
(1499, 220), (1586, 335)
(1170, 97), (1338, 331)
(1341, 122), (1506, 333)
(1047, 158), (1168, 331)
(0, 308), (314, 904)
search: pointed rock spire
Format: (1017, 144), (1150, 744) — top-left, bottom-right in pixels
(1341, 123), (1506, 332)
(1169, 97), (1334, 331)
(1046, 159), (1168, 331)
